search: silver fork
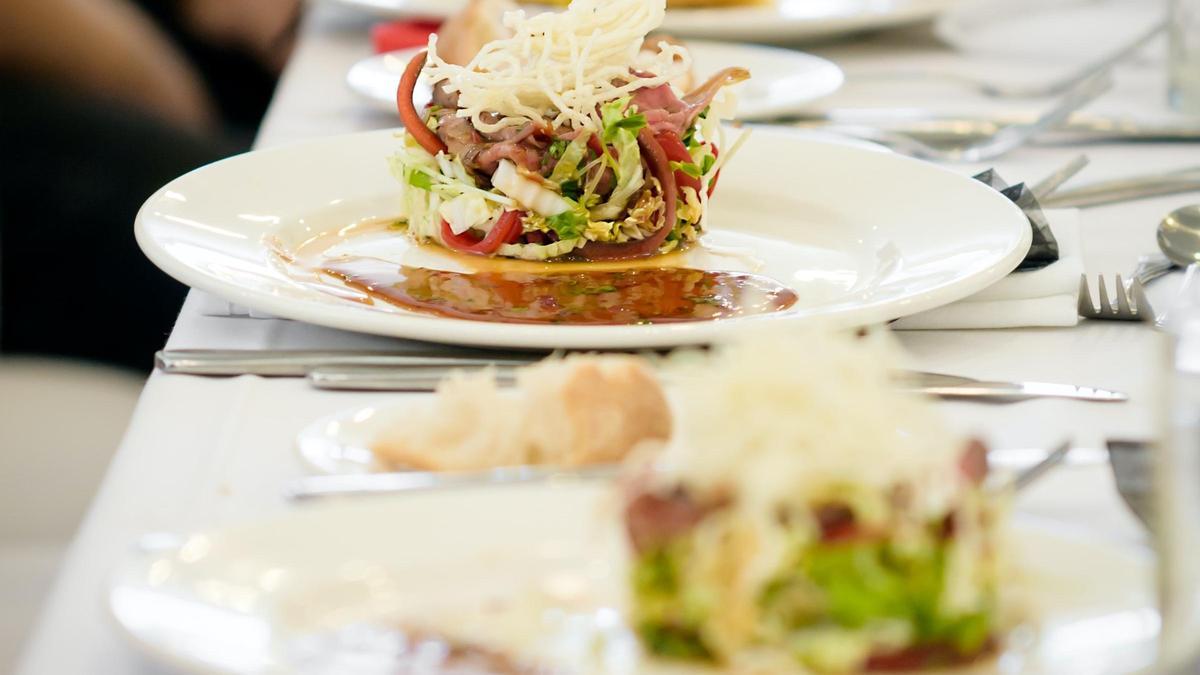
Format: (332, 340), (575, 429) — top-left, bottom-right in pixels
(825, 74), (1113, 162)
(1077, 274), (1156, 322)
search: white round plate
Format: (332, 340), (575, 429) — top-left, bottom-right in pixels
(348, 42), (844, 121)
(326, 0), (961, 42)
(135, 127), (1030, 350)
(109, 482), (1158, 675)
(935, 0), (1162, 61)
(296, 403), (399, 474)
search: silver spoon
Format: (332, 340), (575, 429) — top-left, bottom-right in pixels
(1121, 205), (1200, 289)
(1157, 204), (1200, 268)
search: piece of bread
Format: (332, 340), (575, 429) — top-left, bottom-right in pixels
(436, 0), (517, 66)
(371, 371), (532, 471)
(521, 355), (673, 466)
(371, 355), (672, 471)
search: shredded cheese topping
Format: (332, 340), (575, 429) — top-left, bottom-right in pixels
(424, 0), (691, 133)
(660, 328), (967, 515)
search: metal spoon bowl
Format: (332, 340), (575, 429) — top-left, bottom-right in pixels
(1158, 204), (1200, 267)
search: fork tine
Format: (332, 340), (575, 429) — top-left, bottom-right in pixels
(1078, 274), (1096, 316)
(1115, 274), (1133, 316)
(1131, 279), (1155, 321)
(1098, 275), (1113, 315)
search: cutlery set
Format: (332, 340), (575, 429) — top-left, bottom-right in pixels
(157, 349), (1128, 404)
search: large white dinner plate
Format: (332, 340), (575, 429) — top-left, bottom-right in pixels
(135, 127), (1030, 350)
(348, 42), (844, 121)
(326, 0), (961, 42)
(109, 482), (1158, 674)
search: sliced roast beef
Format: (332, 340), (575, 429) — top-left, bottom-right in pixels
(630, 67), (749, 138)
(434, 108), (482, 157)
(433, 109), (548, 176)
(430, 82), (461, 110)
(624, 488), (727, 554)
(474, 141), (543, 174)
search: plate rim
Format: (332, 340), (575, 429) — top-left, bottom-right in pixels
(135, 127), (1032, 350)
(321, 0), (961, 41)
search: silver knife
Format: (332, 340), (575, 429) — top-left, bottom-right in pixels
(155, 348), (540, 376)
(156, 350), (1127, 403)
(309, 365), (1127, 403)
(285, 464), (619, 501)
(773, 112), (1200, 144)
(906, 372), (1127, 404)
(283, 441), (1073, 501)
(1039, 167), (1200, 209)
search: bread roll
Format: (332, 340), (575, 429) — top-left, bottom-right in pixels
(371, 355), (671, 471)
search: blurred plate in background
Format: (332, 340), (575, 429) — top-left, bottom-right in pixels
(327, 0), (962, 42)
(349, 42), (844, 121)
(935, 0), (1161, 61)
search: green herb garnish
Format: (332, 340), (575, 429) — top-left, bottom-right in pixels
(601, 97), (648, 143)
(549, 139), (570, 159)
(670, 161), (704, 179)
(545, 207), (588, 240)
(407, 170), (433, 191)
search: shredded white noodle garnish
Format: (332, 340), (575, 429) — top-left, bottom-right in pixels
(424, 0), (691, 133)
(660, 328), (966, 516)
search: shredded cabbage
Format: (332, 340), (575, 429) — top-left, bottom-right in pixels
(548, 135), (590, 184)
(589, 124), (644, 220)
(438, 192), (496, 235)
(495, 238), (584, 260)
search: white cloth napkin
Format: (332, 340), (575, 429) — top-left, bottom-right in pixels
(892, 209), (1083, 330)
(194, 294), (278, 320)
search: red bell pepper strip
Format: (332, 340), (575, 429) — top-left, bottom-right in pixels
(440, 210), (524, 256)
(397, 51), (448, 156)
(655, 130), (702, 196)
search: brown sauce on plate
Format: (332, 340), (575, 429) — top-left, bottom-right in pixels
(322, 259), (797, 325)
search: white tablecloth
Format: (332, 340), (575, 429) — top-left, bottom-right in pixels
(15, 3), (1190, 672)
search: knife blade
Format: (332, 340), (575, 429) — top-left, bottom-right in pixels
(285, 464), (619, 501)
(282, 442), (1074, 501)
(912, 379), (1128, 403)
(157, 350), (1126, 404)
(307, 365), (1127, 403)
(155, 348), (540, 376)
(773, 112), (1200, 144)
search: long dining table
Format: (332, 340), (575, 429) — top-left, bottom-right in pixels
(15, 2), (1190, 672)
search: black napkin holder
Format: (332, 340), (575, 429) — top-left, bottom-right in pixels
(973, 169), (1059, 272)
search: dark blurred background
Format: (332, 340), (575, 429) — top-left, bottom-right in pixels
(0, 0), (301, 372)
(0, 2), (299, 667)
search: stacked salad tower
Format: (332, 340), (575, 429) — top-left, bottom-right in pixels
(623, 330), (1008, 672)
(391, 0), (748, 261)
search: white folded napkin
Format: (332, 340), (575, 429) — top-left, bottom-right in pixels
(194, 293), (278, 320)
(892, 209), (1082, 330)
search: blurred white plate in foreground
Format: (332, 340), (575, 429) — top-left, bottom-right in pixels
(349, 41), (844, 121)
(109, 482), (1157, 674)
(327, 0), (962, 42)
